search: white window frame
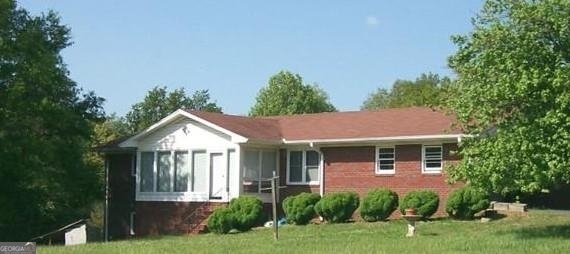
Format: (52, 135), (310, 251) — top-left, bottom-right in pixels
(138, 150), (191, 193)
(375, 146), (395, 175)
(422, 145), (443, 174)
(286, 149), (320, 185)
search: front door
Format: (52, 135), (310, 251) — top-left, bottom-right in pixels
(209, 153), (226, 199)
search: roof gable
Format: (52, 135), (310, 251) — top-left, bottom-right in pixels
(119, 109), (249, 147)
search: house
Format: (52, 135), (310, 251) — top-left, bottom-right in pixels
(100, 107), (463, 239)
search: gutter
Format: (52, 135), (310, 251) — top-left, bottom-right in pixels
(282, 134), (464, 145)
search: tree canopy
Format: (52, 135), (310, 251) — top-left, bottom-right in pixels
(447, 0), (570, 194)
(126, 86), (222, 133)
(361, 73), (451, 110)
(249, 70), (336, 116)
(0, 0), (104, 240)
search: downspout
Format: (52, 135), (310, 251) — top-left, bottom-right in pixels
(309, 142), (325, 197)
(104, 156), (109, 242)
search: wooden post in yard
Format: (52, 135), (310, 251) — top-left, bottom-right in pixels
(271, 171), (279, 240)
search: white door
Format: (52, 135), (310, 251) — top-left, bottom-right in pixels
(209, 153), (226, 199)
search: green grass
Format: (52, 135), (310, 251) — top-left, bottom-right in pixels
(40, 210), (570, 254)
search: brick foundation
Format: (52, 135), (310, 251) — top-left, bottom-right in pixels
(134, 201), (226, 235)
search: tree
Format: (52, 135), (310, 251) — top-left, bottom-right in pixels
(0, 0), (104, 241)
(361, 73), (451, 110)
(446, 0), (570, 194)
(125, 86), (222, 133)
(86, 114), (129, 182)
(249, 70), (336, 116)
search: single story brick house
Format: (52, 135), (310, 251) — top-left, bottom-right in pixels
(100, 107), (463, 239)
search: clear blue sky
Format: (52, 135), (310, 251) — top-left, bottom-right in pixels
(20, 0), (483, 116)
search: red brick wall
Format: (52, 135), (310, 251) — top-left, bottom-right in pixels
(321, 143), (461, 216)
(135, 201), (226, 235)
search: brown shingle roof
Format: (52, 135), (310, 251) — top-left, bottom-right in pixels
(187, 107), (459, 142)
(187, 110), (282, 140)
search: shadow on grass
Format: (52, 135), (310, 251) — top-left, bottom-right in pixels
(419, 232), (440, 236)
(511, 225), (570, 239)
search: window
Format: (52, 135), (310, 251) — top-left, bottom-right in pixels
(140, 152), (154, 192)
(174, 152), (189, 192)
(139, 150), (191, 192)
(423, 145), (443, 173)
(192, 151), (208, 193)
(157, 152), (171, 192)
(242, 149), (277, 194)
(287, 150), (320, 184)
(376, 147), (395, 175)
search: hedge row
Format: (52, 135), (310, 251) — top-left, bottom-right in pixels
(208, 187), (490, 233)
(282, 187), (489, 224)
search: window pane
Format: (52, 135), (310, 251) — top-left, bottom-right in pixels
(426, 147), (442, 154)
(192, 151), (208, 192)
(289, 151), (303, 182)
(244, 150), (260, 180)
(378, 148), (394, 154)
(378, 153), (394, 159)
(306, 151), (319, 167)
(157, 152), (171, 192)
(261, 151), (277, 178)
(140, 152), (154, 192)
(306, 166), (319, 182)
(174, 151), (189, 192)
(426, 162), (442, 168)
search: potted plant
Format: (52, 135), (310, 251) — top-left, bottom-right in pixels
(404, 207), (416, 216)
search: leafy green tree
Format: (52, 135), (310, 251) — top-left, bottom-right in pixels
(250, 70), (336, 116)
(86, 114), (129, 182)
(126, 86), (221, 133)
(0, 0), (104, 241)
(447, 0), (570, 194)
(361, 73), (451, 110)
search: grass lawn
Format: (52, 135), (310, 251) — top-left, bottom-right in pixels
(40, 210), (570, 254)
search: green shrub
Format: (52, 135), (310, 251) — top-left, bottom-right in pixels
(283, 192), (321, 225)
(314, 192), (359, 223)
(445, 187), (490, 220)
(399, 190), (439, 218)
(360, 188), (399, 222)
(228, 196), (265, 231)
(207, 207), (235, 234)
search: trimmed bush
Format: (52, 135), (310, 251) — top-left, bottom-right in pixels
(446, 187), (490, 220)
(228, 196), (265, 231)
(314, 192), (359, 223)
(207, 207), (235, 234)
(399, 190), (439, 218)
(360, 188), (399, 222)
(283, 192), (321, 225)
